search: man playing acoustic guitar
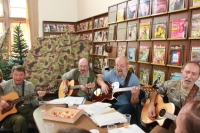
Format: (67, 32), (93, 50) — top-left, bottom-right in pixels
(148, 61), (200, 133)
(97, 56), (145, 117)
(0, 65), (46, 133)
(62, 58), (96, 101)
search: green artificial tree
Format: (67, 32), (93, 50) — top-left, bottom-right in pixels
(12, 23), (28, 65)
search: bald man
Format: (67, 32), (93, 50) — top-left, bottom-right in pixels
(62, 58), (97, 101)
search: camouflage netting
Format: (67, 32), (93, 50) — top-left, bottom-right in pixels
(23, 33), (90, 90)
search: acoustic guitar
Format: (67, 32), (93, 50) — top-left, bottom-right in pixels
(141, 94), (177, 126)
(92, 82), (155, 102)
(0, 86), (58, 121)
(58, 80), (95, 98)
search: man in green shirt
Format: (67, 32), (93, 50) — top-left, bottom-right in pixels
(0, 65), (46, 133)
(62, 58), (96, 101)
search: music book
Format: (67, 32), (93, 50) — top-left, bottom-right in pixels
(139, 68), (150, 85)
(138, 0), (150, 17)
(153, 21), (166, 39)
(191, 46), (200, 64)
(152, 69), (165, 85)
(193, 0), (200, 7)
(191, 13), (200, 38)
(152, 0), (167, 15)
(169, 0), (184, 11)
(153, 44), (165, 64)
(47, 96), (85, 105)
(139, 22), (150, 39)
(90, 112), (126, 127)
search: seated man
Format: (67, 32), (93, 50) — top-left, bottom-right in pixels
(97, 56), (145, 115)
(62, 58), (96, 101)
(0, 65), (46, 133)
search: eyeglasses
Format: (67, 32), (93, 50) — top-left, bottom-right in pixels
(115, 64), (126, 68)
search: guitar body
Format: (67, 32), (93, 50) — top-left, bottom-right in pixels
(58, 80), (79, 98)
(0, 92), (19, 121)
(141, 95), (175, 126)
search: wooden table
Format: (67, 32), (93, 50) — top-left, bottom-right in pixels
(33, 103), (122, 133)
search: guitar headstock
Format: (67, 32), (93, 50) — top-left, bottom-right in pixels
(141, 85), (156, 93)
(86, 83), (95, 88)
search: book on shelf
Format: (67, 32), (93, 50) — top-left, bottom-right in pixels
(94, 19), (99, 29)
(89, 21), (93, 30)
(169, 0), (184, 11)
(170, 72), (182, 80)
(169, 45), (184, 66)
(138, 45), (150, 62)
(193, 0), (200, 7)
(98, 45), (104, 55)
(94, 31), (103, 41)
(79, 23), (83, 31)
(139, 68), (150, 85)
(68, 24), (75, 32)
(138, 0), (150, 17)
(102, 31), (108, 41)
(127, 23), (137, 40)
(56, 24), (62, 32)
(127, 4), (137, 19)
(191, 46), (200, 65)
(99, 58), (104, 68)
(77, 25), (80, 32)
(63, 24), (68, 32)
(152, 69), (165, 85)
(85, 22), (89, 30)
(139, 22), (150, 39)
(49, 24), (57, 32)
(88, 33), (92, 41)
(128, 47), (136, 61)
(128, 65), (136, 74)
(191, 13), (200, 38)
(153, 44), (165, 64)
(153, 21), (166, 39)
(94, 45), (99, 55)
(117, 8), (125, 22)
(89, 45), (93, 54)
(152, 0), (167, 15)
(108, 25), (116, 40)
(103, 17), (108, 27)
(44, 24), (50, 32)
(118, 45), (126, 56)
(171, 19), (187, 38)
(99, 17), (104, 28)
(94, 57), (100, 68)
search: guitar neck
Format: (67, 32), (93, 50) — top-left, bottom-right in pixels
(164, 112), (177, 121)
(70, 85), (81, 90)
(112, 87), (132, 93)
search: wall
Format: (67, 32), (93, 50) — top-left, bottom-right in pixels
(77, 0), (126, 20)
(38, 0), (78, 36)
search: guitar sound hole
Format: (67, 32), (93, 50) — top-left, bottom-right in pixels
(159, 109), (166, 117)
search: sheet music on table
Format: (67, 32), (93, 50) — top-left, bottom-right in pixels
(47, 96), (85, 105)
(90, 112), (126, 127)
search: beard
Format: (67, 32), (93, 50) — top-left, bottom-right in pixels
(182, 79), (194, 89)
(116, 70), (127, 78)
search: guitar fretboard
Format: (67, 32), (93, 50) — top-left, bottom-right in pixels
(164, 112), (177, 121)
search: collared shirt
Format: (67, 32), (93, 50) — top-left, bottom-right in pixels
(0, 79), (39, 107)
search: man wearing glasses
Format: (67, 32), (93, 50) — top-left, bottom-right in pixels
(97, 56), (145, 115)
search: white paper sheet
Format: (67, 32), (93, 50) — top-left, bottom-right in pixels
(47, 96), (85, 105)
(118, 124), (145, 133)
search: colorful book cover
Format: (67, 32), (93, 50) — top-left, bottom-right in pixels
(154, 21), (166, 39)
(117, 8), (125, 22)
(89, 21), (93, 30)
(102, 31), (108, 41)
(152, 0), (167, 14)
(169, 0), (184, 11)
(127, 4), (137, 19)
(139, 22), (150, 39)
(44, 24), (50, 32)
(68, 25), (75, 32)
(153, 45), (165, 64)
(85, 22), (89, 30)
(94, 19), (99, 29)
(139, 68), (150, 85)
(103, 17), (108, 27)
(138, 0), (150, 17)
(191, 47), (200, 65)
(94, 45), (99, 55)
(118, 45), (126, 56)
(191, 13), (200, 38)
(138, 45), (150, 62)
(94, 31), (103, 41)
(98, 45), (103, 55)
(128, 47), (136, 61)
(128, 65), (136, 74)
(171, 19), (187, 38)
(49, 24), (57, 32)
(152, 69), (165, 85)
(170, 72), (182, 80)
(127, 23), (137, 40)
(193, 0), (200, 7)
(99, 17), (104, 28)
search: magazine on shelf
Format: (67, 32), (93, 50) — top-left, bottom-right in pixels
(89, 21), (93, 30)
(102, 31), (108, 41)
(117, 8), (125, 22)
(49, 24), (57, 32)
(94, 31), (103, 41)
(94, 45), (99, 55)
(98, 45), (104, 55)
(128, 47), (136, 61)
(68, 25), (75, 32)
(138, 0), (150, 17)
(191, 46), (200, 65)
(99, 17), (104, 28)
(153, 45), (165, 64)
(191, 13), (200, 38)
(170, 72), (182, 80)
(118, 45), (126, 56)
(127, 4), (137, 19)
(94, 19), (99, 29)
(170, 45), (183, 66)
(153, 21), (166, 39)
(85, 22), (89, 30)
(139, 22), (150, 39)
(128, 65), (136, 74)
(152, 0), (167, 14)
(171, 19), (187, 38)
(94, 57), (100, 68)
(139, 68), (150, 85)
(169, 0), (184, 11)
(193, 0), (200, 7)
(89, 45), (93, 54)
(138, 45), (150, 62)
(108, 25), (116, 40)
(152, 69), (165, 85)
(127, 23), (137, 40)
(44, 24), (50, 32)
